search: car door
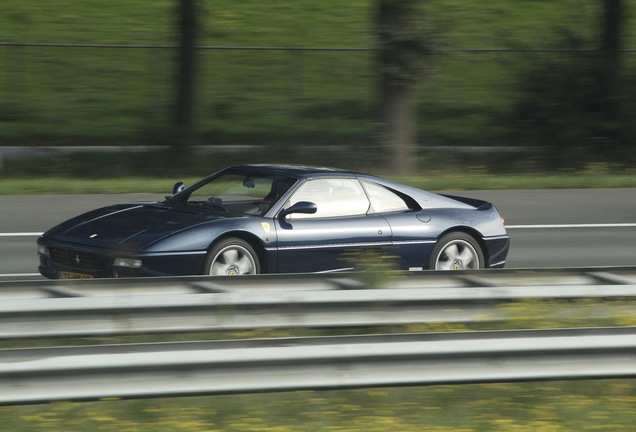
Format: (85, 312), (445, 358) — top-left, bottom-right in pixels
(275, 178), (392, 273)
(359, 179), (437, 270)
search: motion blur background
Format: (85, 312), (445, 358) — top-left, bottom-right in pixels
(3, 3), (636, 431)
(0, 0), (633, 177)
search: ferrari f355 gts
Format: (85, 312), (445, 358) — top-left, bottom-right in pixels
(37, 164), (510, 279)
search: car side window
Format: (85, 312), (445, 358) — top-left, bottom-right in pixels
(287, 178), (370, 218)
(361, 180), (410, 213)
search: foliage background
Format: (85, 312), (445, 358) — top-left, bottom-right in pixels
(1, 0), (635, 176)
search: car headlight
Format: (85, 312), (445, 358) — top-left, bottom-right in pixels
(37, 245), (49, 256)
(113, 257), (143, 268)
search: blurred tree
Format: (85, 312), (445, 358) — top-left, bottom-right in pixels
(596, 0), (625, 153)
(504, 1), (633, 169)
(174, 0), (198, 156)
(373, 0), (432, 175)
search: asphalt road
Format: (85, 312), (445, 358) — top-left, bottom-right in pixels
(2, 189), (635, 280)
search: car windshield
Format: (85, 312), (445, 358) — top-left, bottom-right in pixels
(168, 170), (297, 216)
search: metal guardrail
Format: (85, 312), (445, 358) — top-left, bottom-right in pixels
(2, 268), (636, 338)
(2, 326), (636, 406)
(2, 269), (636, 406)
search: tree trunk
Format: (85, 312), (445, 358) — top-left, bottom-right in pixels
(377, 79), (417, 175)
(174, 0), (197, 154)
(374, 0), (419, 176)
(597, 0), (623, 150)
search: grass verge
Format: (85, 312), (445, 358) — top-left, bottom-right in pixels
(2, 380), (635, 431)
(2, 171), (636, 195)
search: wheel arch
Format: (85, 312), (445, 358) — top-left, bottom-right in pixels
(204, 231), (270, 274)
(435, 226), (489, 266)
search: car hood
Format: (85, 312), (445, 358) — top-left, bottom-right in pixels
(44, 202), (231, 250)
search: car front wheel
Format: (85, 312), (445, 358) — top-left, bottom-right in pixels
(429, 232), (484, 270)
(204, 238), (260, 276)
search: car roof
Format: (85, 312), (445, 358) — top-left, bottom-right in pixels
(230, 164), (358, 179)
(229, 164), (473, 210)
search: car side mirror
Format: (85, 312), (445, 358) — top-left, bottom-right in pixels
(278, 201), (317, 219)
(172, 182), (185, 195)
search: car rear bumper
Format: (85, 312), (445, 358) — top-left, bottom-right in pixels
(483, 234), (510, 268)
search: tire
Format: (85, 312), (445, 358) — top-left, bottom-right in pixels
(204, 238), (260, 276)
(428, 232), (484, 270)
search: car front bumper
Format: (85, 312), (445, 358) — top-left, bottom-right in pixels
(37, 238), (207, 279)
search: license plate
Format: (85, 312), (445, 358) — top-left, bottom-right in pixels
(60, 271), (94, 279)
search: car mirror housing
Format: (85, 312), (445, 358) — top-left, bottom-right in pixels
(172, 182), (185, 195)
(279, 201), (317, 219)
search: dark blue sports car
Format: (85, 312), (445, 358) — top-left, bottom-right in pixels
(37, 164), (510, 279)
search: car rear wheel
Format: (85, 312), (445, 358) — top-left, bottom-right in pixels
(429, 232), (484, 270)
(204, 238), (260, 276)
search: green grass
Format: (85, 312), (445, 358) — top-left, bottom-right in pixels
(3, 171), (636, 195)
(2, 380), (636, 431)
(2, 153), (636, 195)
(4, 168), (636, 195)
(2, 150), (636, 194)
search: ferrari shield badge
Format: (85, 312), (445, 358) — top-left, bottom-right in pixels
(261, 222), (271, 233)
